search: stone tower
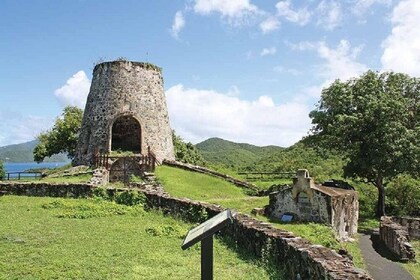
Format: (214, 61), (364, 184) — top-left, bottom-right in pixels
(73, 60), (175, 165)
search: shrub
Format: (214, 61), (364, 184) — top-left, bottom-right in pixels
(0, 160), (5, 180)
(115, 190), (146, 206)
(386, 174), (420, 217)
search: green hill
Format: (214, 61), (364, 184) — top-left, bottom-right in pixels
(195, 137), (284, 169)
(0, 140), (69, 163)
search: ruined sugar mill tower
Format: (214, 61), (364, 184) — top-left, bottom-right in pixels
(73, 60), (175, 166)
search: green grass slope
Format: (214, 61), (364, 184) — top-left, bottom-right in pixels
(0, 140), (68, 163)
(0, 195), (280, 279)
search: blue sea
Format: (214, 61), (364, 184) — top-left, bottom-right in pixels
(3, 162), (69, 179)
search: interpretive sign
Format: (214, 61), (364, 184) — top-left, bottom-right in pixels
(182, 209), (233, 250)
(181, 209), (233, 280)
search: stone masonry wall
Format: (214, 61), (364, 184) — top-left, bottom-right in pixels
(391, 216), (420, 240)
(380, 216), (416, 261)
(0, 182), (372, 279)
(73, 61), (175, 165)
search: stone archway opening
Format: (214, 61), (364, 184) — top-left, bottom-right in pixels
(111, 116), (141, 153)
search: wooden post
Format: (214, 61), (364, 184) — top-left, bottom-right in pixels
(201, 236), (213, 280)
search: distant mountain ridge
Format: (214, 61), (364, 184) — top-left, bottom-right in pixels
(0, 140), (69, 163)
(195, 137), (284, 168)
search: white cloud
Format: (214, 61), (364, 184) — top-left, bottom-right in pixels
(0, 115), (53, 147)
(193, 0), (261, 25)
(316, 1), (342, 30)
(290, 40), (367, 82)
(276, 0), (311, 26)
(171, 10), (186, 38)
(260, 47), (277, 56)
(54, 71), (90, 109)
(381, 0), (420, 76)
(165, 84), (311, 146)
(260, 16), (280, 33)
(352, 0), (392, 16)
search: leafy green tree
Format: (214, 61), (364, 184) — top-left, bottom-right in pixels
(172, 131), (206, 166)
(33, 106), (83, 163)
(0, 160), (5, 180)
(310, 71), (419, 217)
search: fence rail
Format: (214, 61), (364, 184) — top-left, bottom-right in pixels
(4, 172), (43, 180)
(237, 172), (295, 181)
(93, 147), (158, 172)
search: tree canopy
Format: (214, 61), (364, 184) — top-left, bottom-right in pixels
(172, 131), (205, 166)
(33, 106), (83, 163)
(309, 71), (419, 217)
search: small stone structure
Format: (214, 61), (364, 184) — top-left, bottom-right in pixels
(380, 216), (416, 261)
(73, 60), (175, 166)
(266, 169), (359, 240)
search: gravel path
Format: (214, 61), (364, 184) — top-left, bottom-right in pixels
(359, 233), (415, 280)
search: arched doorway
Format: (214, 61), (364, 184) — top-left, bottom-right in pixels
(111, 116), (141, 153)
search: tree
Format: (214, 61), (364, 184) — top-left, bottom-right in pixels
(33, 106), (83, 163)
(172, 131), (206, 166)
(309, 71), (419, 217)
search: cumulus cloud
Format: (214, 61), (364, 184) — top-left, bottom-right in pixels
(171, 10), (186, 38)
(315, 0), (342, 30)
(165, 84), (311, 146)
(260, 47), (277, 56)
(193, 0), (261, 25)
(381, 0), (420, 76)
(273, 65), (301, 76)
(54, 71), (90, 108)
(260, 16), (280, 33)
(289, 40), (367, 82)
(276, 0), (311, 26)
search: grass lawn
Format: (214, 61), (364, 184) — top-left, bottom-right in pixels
(401, 240), (420, 279)
(155, 165), (268, 214)
(0, 195), (282, 280)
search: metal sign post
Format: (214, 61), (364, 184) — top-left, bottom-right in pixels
(181, 209), (233, 280)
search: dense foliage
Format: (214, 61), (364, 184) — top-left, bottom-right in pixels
(0, 160), (5, 180)
(310, 71), (419, 217)
(172, 131), (205, 165)
(33, 106), (83, 163)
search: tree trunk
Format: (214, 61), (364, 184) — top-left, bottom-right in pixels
(375, 177), (386, 218)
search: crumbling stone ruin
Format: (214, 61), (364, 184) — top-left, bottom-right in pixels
(73, 60), (175, 166)
(266, 169), (359, 240)
(380, 216), (417, 261)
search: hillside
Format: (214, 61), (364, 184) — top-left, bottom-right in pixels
(195, 137), (284, 169)
(0, 140), (68, 163)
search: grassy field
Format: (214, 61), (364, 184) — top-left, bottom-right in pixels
(155, 165), (268, 214)
(0, 195), (282, 280)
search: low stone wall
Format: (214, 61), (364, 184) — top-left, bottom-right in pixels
(162, 160), (258, 191)
(133, 183), (371, 279)
(380, 216), (416, 261)
(391, 216), (420, 240)
(0, 181), (372, 279)
(0, 182), (93, 198)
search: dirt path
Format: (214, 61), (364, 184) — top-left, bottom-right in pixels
(359, 233), (415, 280)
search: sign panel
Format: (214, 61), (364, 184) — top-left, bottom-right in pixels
(181, 209), (233, 250)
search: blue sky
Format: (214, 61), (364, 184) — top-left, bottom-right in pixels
(0, 0), (419, 147)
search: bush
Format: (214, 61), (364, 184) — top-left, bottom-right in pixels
(386, 174), (420, 217)
(0, 160), (5, 180)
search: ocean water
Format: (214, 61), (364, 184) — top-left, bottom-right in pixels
(3, 162), (69, 178)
